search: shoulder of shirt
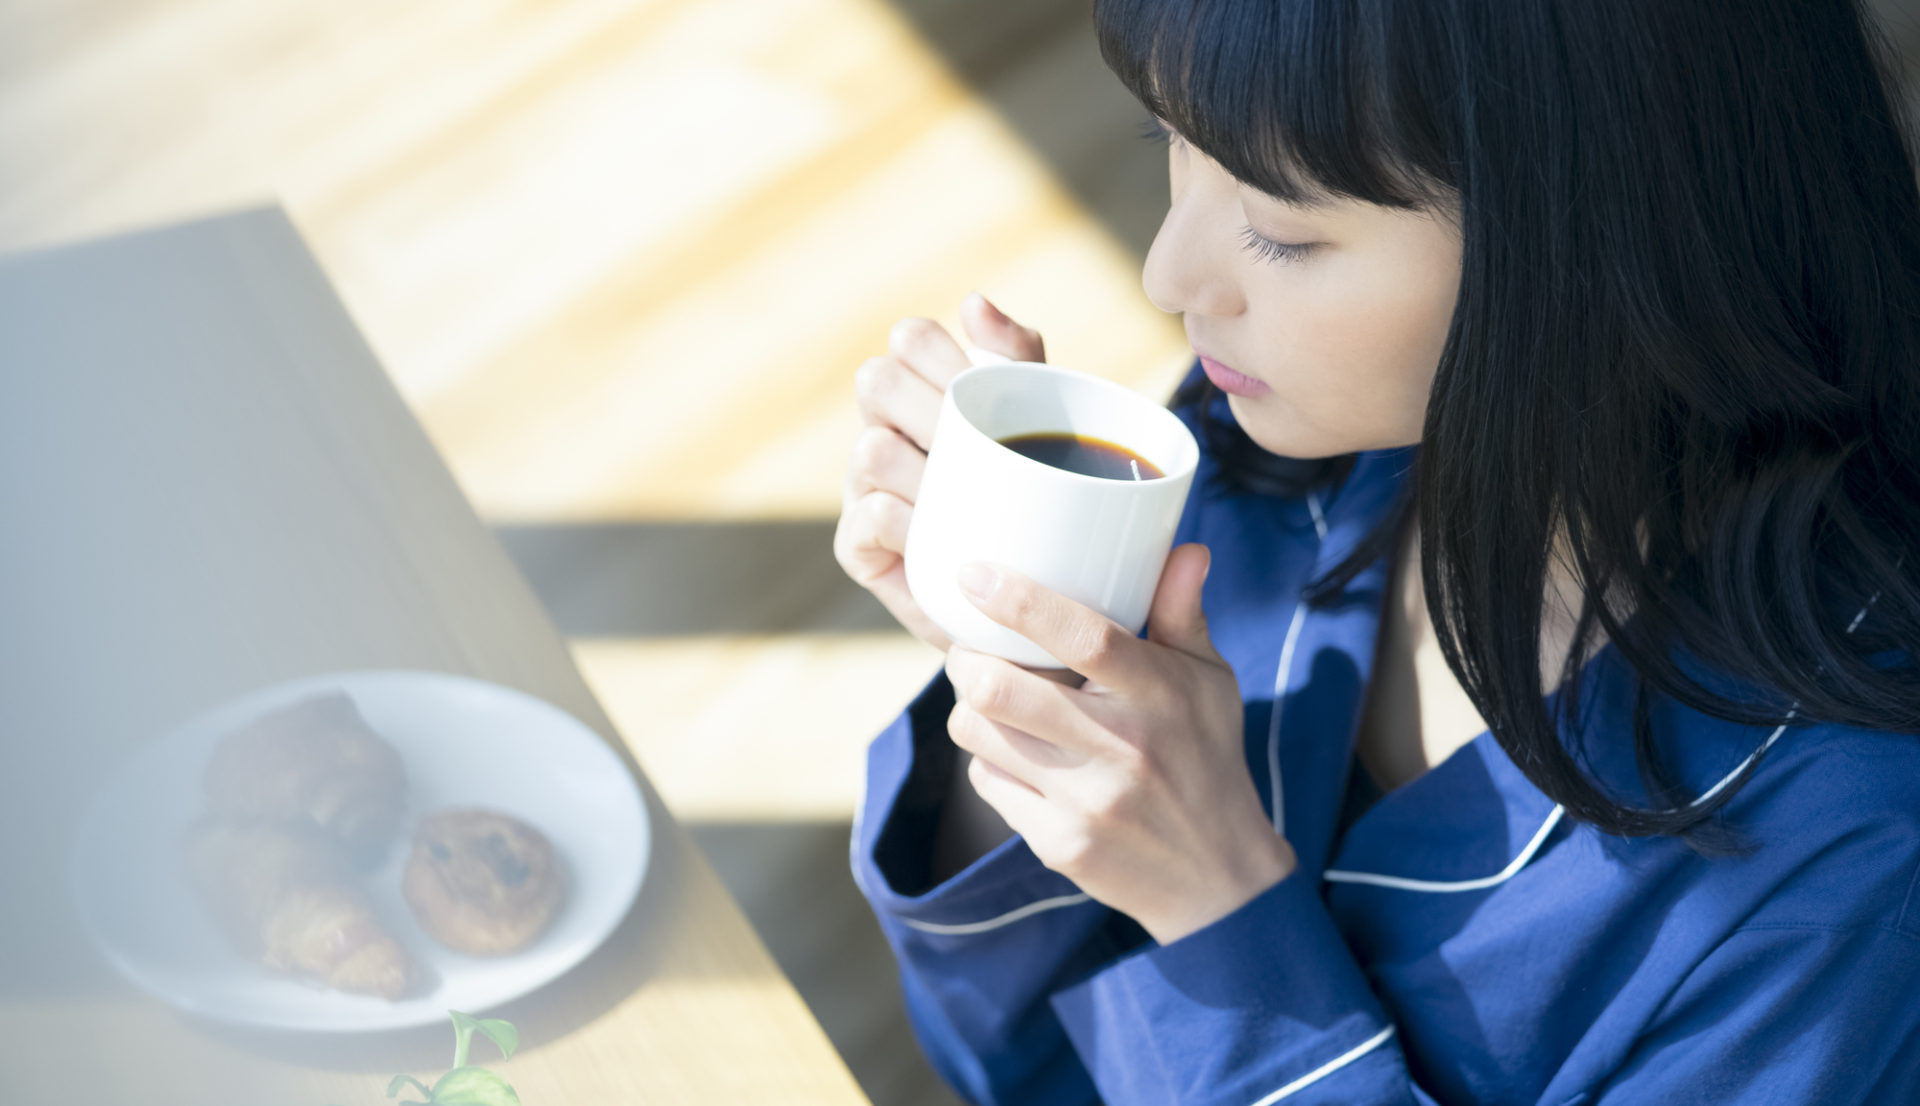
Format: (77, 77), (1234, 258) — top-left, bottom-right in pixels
(1565, 622), (1920, 938)
(1718, 717), (1920, 940)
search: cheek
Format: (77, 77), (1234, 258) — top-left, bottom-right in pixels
(1240, 249), (1457, 453)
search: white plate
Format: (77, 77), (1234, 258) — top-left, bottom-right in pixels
(70, 669), (650, 1032)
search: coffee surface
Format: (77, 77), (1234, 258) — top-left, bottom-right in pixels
(996, 432), (1164, 481)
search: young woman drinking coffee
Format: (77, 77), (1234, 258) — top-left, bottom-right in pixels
(831, 0), (1920, 1100)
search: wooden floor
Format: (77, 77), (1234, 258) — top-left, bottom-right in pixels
(11, 1), (1920, 1102)
(0, 1), (1189, 1103)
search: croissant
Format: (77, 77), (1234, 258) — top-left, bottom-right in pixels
(203, 691), (407, 867)
(181, 817), (416, 999)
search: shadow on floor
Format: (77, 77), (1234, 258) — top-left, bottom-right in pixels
(496, 519), (893, 637)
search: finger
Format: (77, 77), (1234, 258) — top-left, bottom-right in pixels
(833, 491), (912, 582)
(844, 424), (928, 503)
(1144, 543), (1218, 659)
(888, 317), (972, 390)
(966, 753), (1052, 830)
(960, 291), (1046, 362)
(864, 558), (954, 652)
(955, 562), (1150, 691)
(945, 647), (1100, 760)
(947, 701), (1083, 788)
(854, 355), (943, 452)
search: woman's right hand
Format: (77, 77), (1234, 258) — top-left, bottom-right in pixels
(834, 292), (1046, 654)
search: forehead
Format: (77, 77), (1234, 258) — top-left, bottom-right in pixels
(1154, 111), (1346, 212)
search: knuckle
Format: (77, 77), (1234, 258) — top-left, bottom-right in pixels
(1045, 825), (1096, 876)
(1104, 738), (1152, 784)
(831, 511), (855, 560)
(853, 425), (892, 473)
(854, 356), (893, 402)
(1006, 586), (1043, 629)
(860, 428), (916, 489)
(969, 667), (1016, 717)
(946, 703), (977, 750)
(966, 751), (997, 793)
(848, 493), (881, 535)
(870, 490), (910, 532)
(1098, 772), (1144, 821)
(889, 316), (934, 354)
(1077, 621), (1126, 668)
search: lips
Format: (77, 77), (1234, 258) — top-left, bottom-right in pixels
(1197, 353), (1270, 397)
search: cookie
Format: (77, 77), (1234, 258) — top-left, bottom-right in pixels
(402, 809), (563, 955)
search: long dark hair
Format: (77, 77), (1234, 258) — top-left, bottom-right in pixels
(1097, 0), (1920, 845)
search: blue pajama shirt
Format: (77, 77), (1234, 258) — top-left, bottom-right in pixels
(849, 360), (1920, 1105)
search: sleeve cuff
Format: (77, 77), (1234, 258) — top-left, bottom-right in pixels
(851, 666), (1101, 934)
(1048, 868), (1410, 1105)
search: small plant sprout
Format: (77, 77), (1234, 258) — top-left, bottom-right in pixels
(385, 1010), (521, 1106)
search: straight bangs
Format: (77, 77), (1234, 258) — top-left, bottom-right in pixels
(1092, 0), (1454, 210)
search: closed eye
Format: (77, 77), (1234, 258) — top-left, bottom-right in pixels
(1137, 115), (1184, 149)
(1238, 225), (1314, 265)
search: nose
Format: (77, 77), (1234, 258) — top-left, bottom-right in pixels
(1141, 186), (1246, 320)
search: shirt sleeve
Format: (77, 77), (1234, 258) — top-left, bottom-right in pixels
(1043, 862), (1920, 1106)
(1046, 866), (1437, 1106)
(850, 666), (1144, 1106)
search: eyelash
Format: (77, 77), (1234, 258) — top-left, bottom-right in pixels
(1138, 115), (1315, 266)
(1237, 226), (1314, 265)
(1136, 116), (1180, 147)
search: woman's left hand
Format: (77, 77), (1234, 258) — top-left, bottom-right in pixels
(944, 543), (1298, 946)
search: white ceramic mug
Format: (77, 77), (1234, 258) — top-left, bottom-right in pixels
(904, 352), (1201, 669)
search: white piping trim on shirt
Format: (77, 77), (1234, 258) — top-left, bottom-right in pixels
(1324, 585), (1891, 892)
(1307, 490), (1329, 540)
(1247, 1023), (1397, 1105)
(1267, 491), (1330, 838)
(898, 892), (1093, 935)
(1682, 578), (1886, 808)
(1325, 804), (1566, 892)
(1267, 602), (1311, 837)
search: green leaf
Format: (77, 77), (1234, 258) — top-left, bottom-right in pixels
(388, 1074), (435, 1100)
(449, 1010), (474, 1070)
(428, 1065), (522, 1106)
(450, 1009), (518, 1062)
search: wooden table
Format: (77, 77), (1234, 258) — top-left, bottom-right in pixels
(0, 206), (873, 1105)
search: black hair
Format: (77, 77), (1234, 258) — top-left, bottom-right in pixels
(1098, 0), (1920, 847)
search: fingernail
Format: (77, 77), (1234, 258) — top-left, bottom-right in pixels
(957, 562), (998, 600)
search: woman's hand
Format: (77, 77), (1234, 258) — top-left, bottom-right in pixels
(942, 543), (1298, 945)
(833, 293), (1046, 653)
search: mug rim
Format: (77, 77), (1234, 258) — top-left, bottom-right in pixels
(946, 361), (1200, 487)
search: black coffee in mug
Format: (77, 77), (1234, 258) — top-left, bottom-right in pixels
(996, 432), (1165, 481)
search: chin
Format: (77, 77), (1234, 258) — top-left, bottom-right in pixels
(1228, 395), (1419, 459)
(1225, 396), (1341, 459)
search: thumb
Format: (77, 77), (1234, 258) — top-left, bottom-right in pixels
(961, 291), (1045, 362)
(1146, 543), (1216, 657)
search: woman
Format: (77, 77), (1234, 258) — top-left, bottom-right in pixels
(831, 0), (1920, 1101)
